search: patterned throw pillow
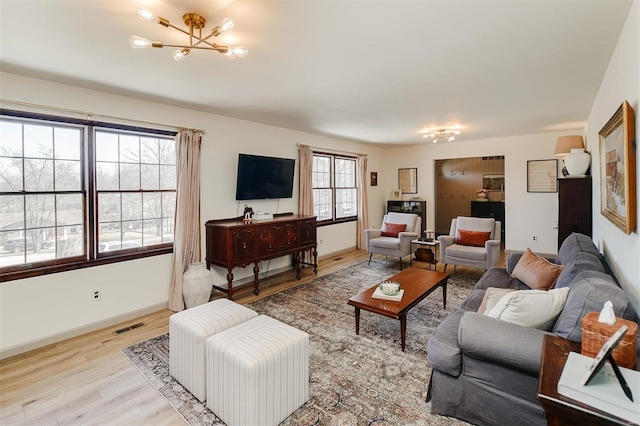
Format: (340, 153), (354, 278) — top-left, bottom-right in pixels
(381, 223), (407, 238)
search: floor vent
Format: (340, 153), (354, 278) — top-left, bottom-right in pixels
(334, 256), (344, 261)
(113, 322), (144, 335)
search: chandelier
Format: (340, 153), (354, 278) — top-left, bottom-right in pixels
(130, 7), (248, 61)
(421, 128), (461, 143)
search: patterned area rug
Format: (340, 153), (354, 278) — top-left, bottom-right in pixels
(122, 260), (481, 425)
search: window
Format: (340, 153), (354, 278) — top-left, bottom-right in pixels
(0, 110), (176, 280)
(312, 153), (357, 223)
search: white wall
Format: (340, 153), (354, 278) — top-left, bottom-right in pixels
(380, 132), (571, 255)
(0, 72), (386, 357)
(587, 0), (640, 313)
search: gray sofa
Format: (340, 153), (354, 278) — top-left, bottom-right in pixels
(426, 233), (638, 426)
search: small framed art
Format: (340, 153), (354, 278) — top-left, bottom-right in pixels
(527, 159), (558, 193)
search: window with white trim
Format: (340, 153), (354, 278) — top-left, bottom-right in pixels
(312, 153), (357, 223)
(0, 110), (176, 280)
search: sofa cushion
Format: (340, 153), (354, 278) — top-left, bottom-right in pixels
(445, 244), (487, 261)
(368, 237), (401, 250)
(380, 222), (406, 238)
(552, 270), (636, 341)
(487, 287), (570, 330)
(456, 217), (496, 236)
(474, 267), (531, 292)
(511, 248), (564, 290)
(478, 287), (516, 314)
(554, 252), (605, 289)
(555, 232), (599, 266)
(457, 230), (491, 247)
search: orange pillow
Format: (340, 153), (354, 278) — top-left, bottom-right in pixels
(457, 230), (491, 247)
(511, 248), (564, 290)
(381, 223), (407, 237)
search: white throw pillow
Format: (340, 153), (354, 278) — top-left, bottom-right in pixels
(486, 287), (570, 330)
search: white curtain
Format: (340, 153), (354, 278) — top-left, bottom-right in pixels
(168, 129), (203, 312)
(357, 154), (369, 249)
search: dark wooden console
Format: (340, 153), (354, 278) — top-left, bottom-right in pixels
(205, 213), (317, 300)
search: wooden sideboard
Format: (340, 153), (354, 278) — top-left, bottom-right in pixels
(205, 213), (317, 300)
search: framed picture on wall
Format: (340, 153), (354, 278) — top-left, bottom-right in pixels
(398, 168), (417, 194)
(370, 171), (378, 186)
(527, 159), (558, 192)
(483, 174), (505, 191)
(599, 100), (636, 234)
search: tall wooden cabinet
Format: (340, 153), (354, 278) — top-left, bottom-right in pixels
(558, 177), (592, 249)
(470, 201), (506, 242)
(387, 200), (426, 237)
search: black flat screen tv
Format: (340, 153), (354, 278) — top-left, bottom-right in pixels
(235, 154), (296, 200)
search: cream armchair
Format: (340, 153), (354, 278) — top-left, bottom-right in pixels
(365, 212), (421, 270)
(439, 216), (501, 272)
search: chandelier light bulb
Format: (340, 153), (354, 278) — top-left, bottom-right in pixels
(230, 46), (248, 58)
(129, 35), (152, 48)
(220, 18), (236, 32)
(448, 136), (455, 141)
(223, 49), (236, 59)
(173, 48), (190, 61)
(136, 7), (157, 22)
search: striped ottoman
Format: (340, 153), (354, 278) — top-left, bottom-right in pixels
(206, 315), (309, 426)
(169, 298), (258, 402)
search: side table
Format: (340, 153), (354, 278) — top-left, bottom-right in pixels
(410, 239), (439, 270)
(537, 334), (637, 426)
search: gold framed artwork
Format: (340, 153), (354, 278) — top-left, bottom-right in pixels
(527, 159), (558, 192)
(398, 168), (417, 194)
(599, 100), (636, 234)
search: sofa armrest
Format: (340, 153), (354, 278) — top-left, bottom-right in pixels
(485, 239), (501, 269)
(459, 312), (548, 376)
(398, 231), (419, 253)
(364, 228), (382, 243)
(438, 235), (455, 258)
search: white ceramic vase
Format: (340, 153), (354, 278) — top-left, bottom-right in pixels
(564, 148), (591, 176)
(182, 262), (212, 308)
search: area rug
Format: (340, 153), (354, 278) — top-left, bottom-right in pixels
(122, 260), (481, 425)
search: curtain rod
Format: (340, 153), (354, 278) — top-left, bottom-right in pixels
(296, 143), (366, 157)
(0, 99), (205, 134)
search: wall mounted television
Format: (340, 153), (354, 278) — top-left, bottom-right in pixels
(235, 153), (296, 200)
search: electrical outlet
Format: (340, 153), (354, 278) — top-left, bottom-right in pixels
(319, 239), (323, 244)
(92, 288), (101, 302)
(532, 236), (537, 241)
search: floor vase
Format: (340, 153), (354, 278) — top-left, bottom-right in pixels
(182, 262), (212, 308)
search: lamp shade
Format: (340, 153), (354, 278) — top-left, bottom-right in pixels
(554, 135), (585, 156)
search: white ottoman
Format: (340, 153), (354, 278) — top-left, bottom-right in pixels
(206, 315), (309, 426)
(169, 298), (258, 402)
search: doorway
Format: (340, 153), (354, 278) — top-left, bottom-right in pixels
(435, 156), (505, 236)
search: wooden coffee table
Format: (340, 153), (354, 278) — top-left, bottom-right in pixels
(347, 267), (448, 351)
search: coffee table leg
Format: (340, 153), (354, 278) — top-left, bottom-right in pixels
(442, 282), (447, 310)
(400, 314), (406, 352)
(354, 307), (360, 335)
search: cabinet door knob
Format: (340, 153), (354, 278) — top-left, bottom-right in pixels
(242, 242), (247, 249)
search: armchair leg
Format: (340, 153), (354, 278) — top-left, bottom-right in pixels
(368, 253), (373, 265)
(443, 263), (448, 273)
(399, 257), (403, 270)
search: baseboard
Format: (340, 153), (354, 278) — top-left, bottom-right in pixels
(0, 302), (168, 360)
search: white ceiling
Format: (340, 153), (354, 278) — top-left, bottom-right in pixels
(0, 0), (633, 146)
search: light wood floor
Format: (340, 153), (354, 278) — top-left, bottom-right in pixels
(0, 248), (506, 425)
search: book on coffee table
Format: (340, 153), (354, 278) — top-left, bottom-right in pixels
(371, 287), (404, 302)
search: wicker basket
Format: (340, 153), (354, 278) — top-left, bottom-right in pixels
(581, 311), (638, 369)
(414, 247), (434, 263)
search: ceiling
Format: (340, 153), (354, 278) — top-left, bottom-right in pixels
(0, 0), (633, 146)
